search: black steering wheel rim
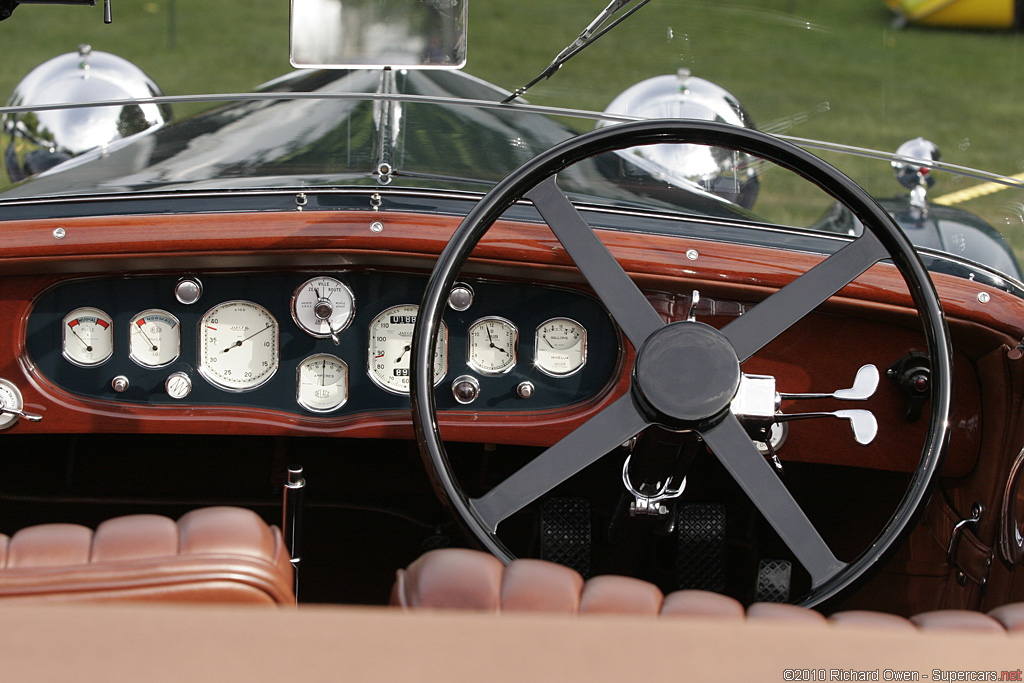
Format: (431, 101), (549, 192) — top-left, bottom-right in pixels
(412, 119), (952, 609)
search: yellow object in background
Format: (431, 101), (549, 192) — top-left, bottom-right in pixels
(886, 0), (1016, 28)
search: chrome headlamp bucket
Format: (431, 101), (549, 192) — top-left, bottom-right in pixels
(3, 46), (171, 182)
(599, 70), (760, 209)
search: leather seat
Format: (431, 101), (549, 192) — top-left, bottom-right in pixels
(392, 548), (1024, 631)
(0, 507), (295, 604)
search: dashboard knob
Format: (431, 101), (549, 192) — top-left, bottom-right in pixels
(517, 381), (535, 399)
(452, 375), (480, 404)
(174, 278), (203, 305)
(111, 375), (130, 393)
(165, 372), (192, 399)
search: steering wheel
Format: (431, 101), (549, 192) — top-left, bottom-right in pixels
(411, 120), (952, 608)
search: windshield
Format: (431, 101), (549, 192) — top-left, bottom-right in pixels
(3, 0), (1024, 287)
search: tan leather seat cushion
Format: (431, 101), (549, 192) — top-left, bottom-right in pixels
(0, 507), (294, 605)
(393, 548), (1024, 632)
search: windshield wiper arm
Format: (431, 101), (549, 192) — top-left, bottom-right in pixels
(501, 0), (652, 104)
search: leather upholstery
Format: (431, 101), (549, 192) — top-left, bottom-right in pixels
(393, 548), (1024, 631)
(0, 507), (295, 605)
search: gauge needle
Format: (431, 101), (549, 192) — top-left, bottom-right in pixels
(542, 334), (554, 349)
(68, 326), (93, 351)
(223, 324), (271, 353)
(396, 344), (411, 363)
(322, 358), (326, 387)
(135, 321), (158, 351)
(485, 325), (507, 353)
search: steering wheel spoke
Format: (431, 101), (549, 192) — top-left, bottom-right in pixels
(699, 413), (846, 588)
(472, 392), (650, 532)
(722, 231), (889, 362)
(525, 176), (665, 349)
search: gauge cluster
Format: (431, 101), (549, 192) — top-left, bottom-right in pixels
(26, 272), (619, 416)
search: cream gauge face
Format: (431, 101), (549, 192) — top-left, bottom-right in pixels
(292, 276), (355, 339)
(368, 304), (447, 394)
(467, 317), (518, 375)
(128, 309), (180, 368)
(297, 353), (349, 412)
(198, 301), (279, 391)
(62, 307), (114, 367)
(535, 317), (587, 377)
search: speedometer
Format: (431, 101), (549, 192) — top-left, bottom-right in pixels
(198, 301), (279, 391)
(368, 304), (447, 394)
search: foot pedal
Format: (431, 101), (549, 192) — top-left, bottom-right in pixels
(676, 503), (726, 592)
(755, 559), (792, 602)
(540, 497), (591, 578)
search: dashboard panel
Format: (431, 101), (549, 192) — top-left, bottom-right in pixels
(25, 271), (620, 416)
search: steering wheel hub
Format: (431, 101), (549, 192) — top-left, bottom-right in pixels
(632, 322), (740, 429)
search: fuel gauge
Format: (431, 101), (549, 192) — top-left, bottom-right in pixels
(62, 307), (114, 367)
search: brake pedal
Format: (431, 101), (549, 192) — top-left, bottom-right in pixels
(540, 497), (591, 579)
(754, 559), (792, 602)
(676, 503), (726, 592)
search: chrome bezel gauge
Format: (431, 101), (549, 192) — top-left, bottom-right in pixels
(198, 300), (280, 392)
(291, 276), (356, 339)
(61, 307), (114, 367)
(368, 304), (448, 394)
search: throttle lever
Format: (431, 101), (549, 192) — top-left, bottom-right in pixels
(774, 409), (878, 445)
(779, 364), (879, 402)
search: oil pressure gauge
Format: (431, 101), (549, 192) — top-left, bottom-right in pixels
(62, 307), (114, 367)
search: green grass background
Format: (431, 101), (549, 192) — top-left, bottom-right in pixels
(2, 0), (1024, 258)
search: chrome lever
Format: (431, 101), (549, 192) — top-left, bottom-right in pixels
(774, 409), (877, 445)
(779, 364), (879, 402)
(0, 404), (42, 422)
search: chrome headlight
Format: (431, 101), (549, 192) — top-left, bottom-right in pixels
(600, 69), (759, 209)
(3, 45), (171, 182)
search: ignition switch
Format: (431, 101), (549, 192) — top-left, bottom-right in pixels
(887, 351), (930, 422)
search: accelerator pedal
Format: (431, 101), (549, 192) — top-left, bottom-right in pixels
(676, 503), (727, 592)
(540, 497), (591, 579)
(754, 559), (792, 602)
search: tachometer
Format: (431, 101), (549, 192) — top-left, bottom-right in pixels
(368, 304), (447, 394)
(198, 301), (279, 391)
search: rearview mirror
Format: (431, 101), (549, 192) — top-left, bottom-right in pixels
(290, 0), (467, 70)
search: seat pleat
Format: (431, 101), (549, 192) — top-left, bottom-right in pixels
(178, 507), (274, 558)
(829, 610), (916, 630)
(910, 609), (1005, 632)
(396, 548), (503, 611)
(747, 602), (829, 624)
(988, 603), (1024, 632)
(500, 559), (583, 614)
(7, 524), (92, 568)
(578, 575), (663, 615)
(91, 515), (179, 563)
(660, 589), (744, 618)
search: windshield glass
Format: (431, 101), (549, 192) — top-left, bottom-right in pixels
(2, 0), (1024, 286)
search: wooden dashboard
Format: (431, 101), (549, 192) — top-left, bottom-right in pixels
(1, 208), (1019, 477)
